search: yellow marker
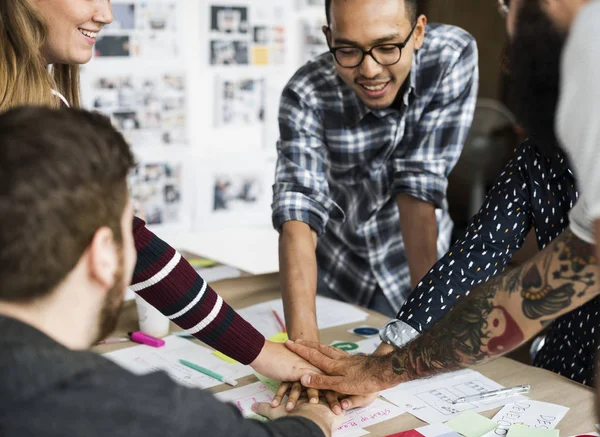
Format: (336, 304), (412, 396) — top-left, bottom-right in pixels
(269, 332), (289, 343)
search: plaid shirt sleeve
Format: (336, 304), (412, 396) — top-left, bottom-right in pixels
(392, 36), (479, 208)
(272, 86), (345, 235)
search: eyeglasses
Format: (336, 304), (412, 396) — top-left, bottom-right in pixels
(327, 22), (418, 69)
(497, 0), (510, 17)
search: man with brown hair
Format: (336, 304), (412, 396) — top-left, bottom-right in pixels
(0, 107), (341, 437)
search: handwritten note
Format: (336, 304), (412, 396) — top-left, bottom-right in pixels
(506, 425), (558, 437)
(334, 398), (405, 436)
(214, 382), (276, 417)
(381, 369), (526, 424)
(103, 335), (253, 389)
(238, 297), (368, 338)
(482, 400), (569, 437)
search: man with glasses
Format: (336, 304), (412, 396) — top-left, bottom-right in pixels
(280, 0), (600, 406)
(272, 0), (478, 346)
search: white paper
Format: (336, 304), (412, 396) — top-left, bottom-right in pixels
(195, 264), (242, 283)
(103, 335), (253, 388)
(417, 423), (462, 437)
(215, 381), (276, 417)
(483, 400), (569, 437)
(334, 398), (405, 436)
(217, 383), (402, 435)
(381, 369), (526, 424)
(238, 296), (369, 338)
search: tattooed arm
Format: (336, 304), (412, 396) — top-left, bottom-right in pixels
(286, 229), (598, 394)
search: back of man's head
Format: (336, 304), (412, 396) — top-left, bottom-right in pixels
(0, 107), (135, 303)
(325, 0), (420, 24)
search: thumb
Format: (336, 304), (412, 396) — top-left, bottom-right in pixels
(301, 373), (345, 392)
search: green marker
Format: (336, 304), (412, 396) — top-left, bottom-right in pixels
(179, 359), (238, 386)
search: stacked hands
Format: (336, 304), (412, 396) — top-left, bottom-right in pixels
(250, 339), (393, 424)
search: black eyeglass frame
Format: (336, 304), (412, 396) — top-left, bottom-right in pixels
(326, 21), (418, 69)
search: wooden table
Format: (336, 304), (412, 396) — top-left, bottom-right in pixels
(95, 274), (597, 436)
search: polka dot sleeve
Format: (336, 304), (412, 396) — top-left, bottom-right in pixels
(396, 144), (536, 334)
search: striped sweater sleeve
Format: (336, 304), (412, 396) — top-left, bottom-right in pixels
(130, 217), (265, 365)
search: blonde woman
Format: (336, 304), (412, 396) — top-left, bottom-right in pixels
(0, 0), (323, 398)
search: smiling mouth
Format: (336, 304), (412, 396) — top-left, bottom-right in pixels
(79, 28), (99, 39)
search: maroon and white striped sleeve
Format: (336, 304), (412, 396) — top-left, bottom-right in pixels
(129, 217), (265, 365)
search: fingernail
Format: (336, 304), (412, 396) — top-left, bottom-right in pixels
(271, 400), (278, 407)
(334, 406), (342, 415)
(309, 397), (318, 404)
(302, 375), (311, 385)
(286, 339), (294, 344)
(286, 402), (294, 411)
(296, 339), (304, 343)
(251, 403), (258, 412)
(341, 401), (349, 410)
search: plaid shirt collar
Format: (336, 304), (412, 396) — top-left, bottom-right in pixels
(344, 56), (419, 127)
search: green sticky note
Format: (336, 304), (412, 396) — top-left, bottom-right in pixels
(506, 425), (559, 437)
(446, 411), (497, 437)
(213, 350), (238, 364)
(255, 372), (281, 393)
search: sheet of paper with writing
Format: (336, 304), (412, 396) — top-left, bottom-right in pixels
(103, 335), (253, 389)
(237, 296), (368, 338)
(334, 398), (405, 437)
(482, 400), (569, 437)
(381, 369), (526, 424)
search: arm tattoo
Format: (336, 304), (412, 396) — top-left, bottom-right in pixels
(390, 230), (597, 380)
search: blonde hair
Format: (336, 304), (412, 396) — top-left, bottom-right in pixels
(0, 0), (80, 110)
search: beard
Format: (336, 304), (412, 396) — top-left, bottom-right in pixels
(509, 0), (566, 157)
(94, 251), (127, 344)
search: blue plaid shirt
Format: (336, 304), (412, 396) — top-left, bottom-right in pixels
(272, 23), (479, 311)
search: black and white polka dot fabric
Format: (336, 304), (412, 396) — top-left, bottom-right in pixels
(396, 141), (597, 385)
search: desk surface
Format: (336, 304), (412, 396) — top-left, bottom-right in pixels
(96, 274), (597, 436)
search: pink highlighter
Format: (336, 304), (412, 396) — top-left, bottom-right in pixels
(128, 331), (165, 348)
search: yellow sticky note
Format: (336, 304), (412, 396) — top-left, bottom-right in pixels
(213, 350), (238, 364)
(188, 258), (218, 268)
(446, 411), (497, 437)
(506, 425), (559, 437)
(269, 332), (289, 343)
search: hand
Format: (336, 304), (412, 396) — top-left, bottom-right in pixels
(272, 383), (343, 414)
(253, 399), (344, 437)
(285, 340), (396, 395)
(250, 340), (321, 383)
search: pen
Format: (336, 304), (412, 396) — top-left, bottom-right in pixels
(272, 308), (286, 333)
(179, 359), (238, 386)
(96, 337), (129, 345)
(452, 384), (530, 404)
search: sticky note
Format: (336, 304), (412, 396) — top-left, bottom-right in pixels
(506, 425), (559, 437)
(212, 350), (238, 364)
(188, 258), (218, 268)
(255, 373), (281, 393)
(268, 332), (289, 343)
(446, 411), (497, 437)
(386, 431), (424, 437)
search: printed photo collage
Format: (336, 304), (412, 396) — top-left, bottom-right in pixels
(209, 2), (287, 66)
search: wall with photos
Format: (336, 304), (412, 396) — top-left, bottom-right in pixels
(80, 0), (328, 234)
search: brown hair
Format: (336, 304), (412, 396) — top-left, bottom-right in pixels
(0, 0), (80, 110)
(0, 107), (135, 302)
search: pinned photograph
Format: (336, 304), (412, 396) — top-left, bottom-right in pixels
(210, 5), (249, 34)
(95, 35), (131, 57)
(210, 40), (249, 65)
(111, 3), (136, 30)
(213, 174), (261, 212)
(215, 77), (264, 127)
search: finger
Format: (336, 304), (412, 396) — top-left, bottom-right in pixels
(287, 340), (348, 360)
(307, 388), (319, 405)
(272, 382), (291, 407)
(325, 391), (343, 415)
(285, 342), (339, 372)
(286, 382), (303, 411)
(340, 393), (378, 411)
(253, 402), (285, 420)
(301, 373), (348, 392)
